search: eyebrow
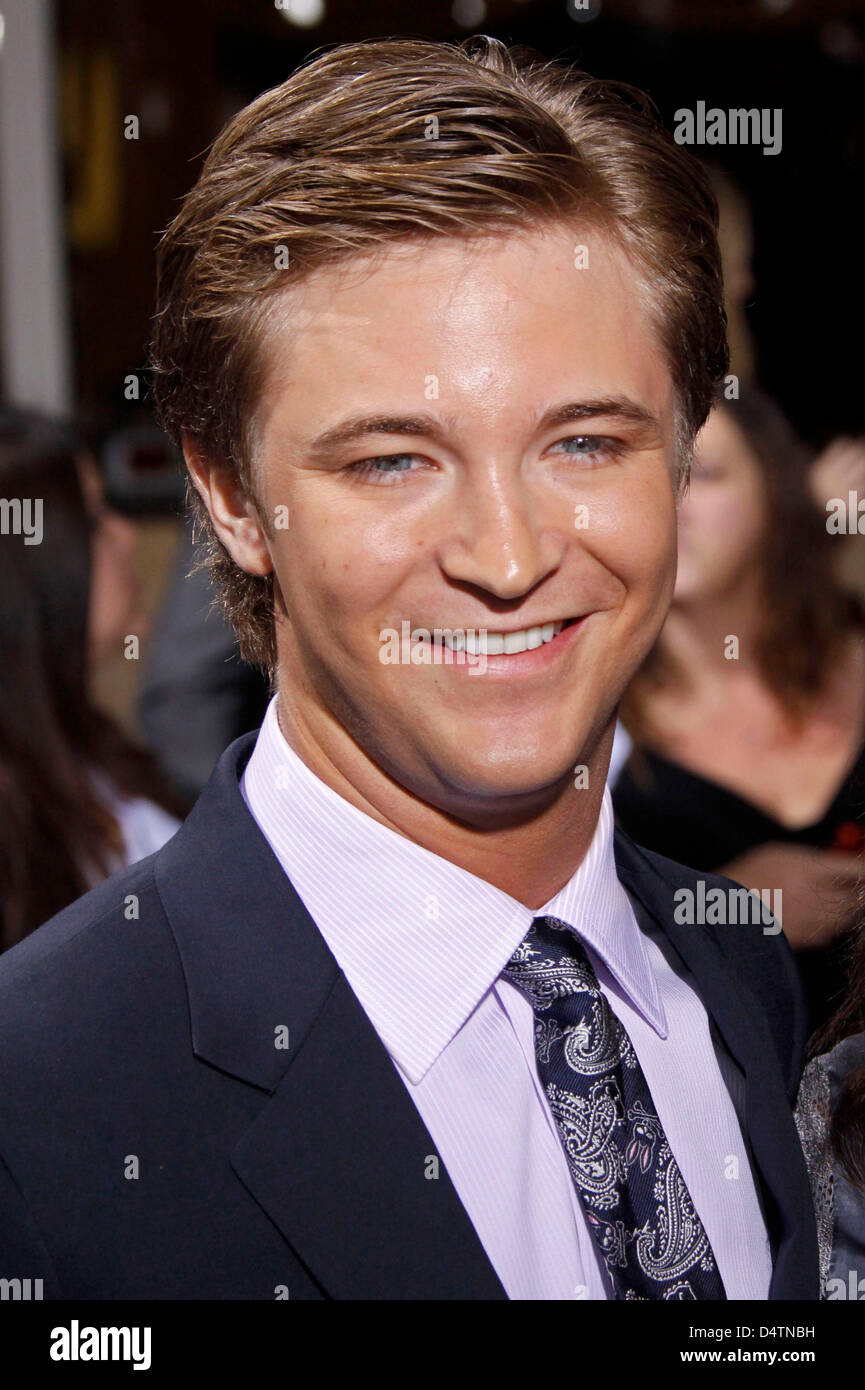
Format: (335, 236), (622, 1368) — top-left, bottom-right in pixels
(304, 396), (662, 458)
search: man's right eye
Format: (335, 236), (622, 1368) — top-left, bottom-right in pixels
(346, 454), (427, 484)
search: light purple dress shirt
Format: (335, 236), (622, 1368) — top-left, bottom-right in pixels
(241, 696), (772, 1300)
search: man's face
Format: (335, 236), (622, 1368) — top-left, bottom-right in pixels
(250, 222), (678, 817)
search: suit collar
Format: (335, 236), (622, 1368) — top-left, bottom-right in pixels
(154, 732), (506, 1298)
(546, 791), (667, 1037)
(230, 967), (506, 1298)
(154, 732), (338, 1091)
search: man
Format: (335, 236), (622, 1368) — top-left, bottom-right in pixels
(0, 36), (817, 1299)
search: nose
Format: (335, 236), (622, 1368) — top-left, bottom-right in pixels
(437, 465), (567, 601)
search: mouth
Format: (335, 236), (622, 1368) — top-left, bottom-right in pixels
(430, 617), (580, 656)
(408, 615), (586, 675)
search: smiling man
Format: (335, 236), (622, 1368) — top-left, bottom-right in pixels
(0, 36), (817, 1300)
(192, 226), (678, 903)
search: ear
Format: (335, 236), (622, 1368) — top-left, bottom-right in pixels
(183, 433), (272, 577)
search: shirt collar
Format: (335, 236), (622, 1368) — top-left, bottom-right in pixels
(241, 697), (667, 1085)
(541, 793), (667, 1040)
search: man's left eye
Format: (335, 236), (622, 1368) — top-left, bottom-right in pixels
(551, 435), (620, 461)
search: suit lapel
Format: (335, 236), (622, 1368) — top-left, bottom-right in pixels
(231, 969), (506, 1299)
(614, 830), (819, 1300)
(156, 734), (506, 1300)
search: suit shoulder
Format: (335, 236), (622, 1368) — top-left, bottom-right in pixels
(615, 828), (749, 902)
(616, 826), (807, 1091)
(615, 825), (800, 995)
(0, 854), (157, 985)
(0, 853), (178, 1060)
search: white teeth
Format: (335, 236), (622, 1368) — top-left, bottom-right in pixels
(443, 620), (566, 656)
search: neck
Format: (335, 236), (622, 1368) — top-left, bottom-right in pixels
(273, 689), (614, 912)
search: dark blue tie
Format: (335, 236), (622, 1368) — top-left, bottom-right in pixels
(503, 915), (727, 1300)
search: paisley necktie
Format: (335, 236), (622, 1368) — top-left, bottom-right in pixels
(503, 915), (727, 1300)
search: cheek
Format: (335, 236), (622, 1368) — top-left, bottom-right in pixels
(270, 508), (417, 630)
(584, 476), (678, 601)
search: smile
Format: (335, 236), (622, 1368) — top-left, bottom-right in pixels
(406, 616), (586, 677)
(437, 619), (573, 656)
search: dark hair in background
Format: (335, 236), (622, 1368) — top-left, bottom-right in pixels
(722, 387), (856, 705)
(0, 407), (184, 950)
(620, 383), (855, 741)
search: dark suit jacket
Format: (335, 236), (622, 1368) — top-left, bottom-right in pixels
(0, 733), (819, 1299)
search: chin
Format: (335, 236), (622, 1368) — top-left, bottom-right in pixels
(429, 738), (590, 806)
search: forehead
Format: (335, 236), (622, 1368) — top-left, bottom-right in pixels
(254, 221), (673, 445)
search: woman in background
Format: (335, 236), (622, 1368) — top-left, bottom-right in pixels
(613, 386), (865, 1037)
(0, 408), (184, 950)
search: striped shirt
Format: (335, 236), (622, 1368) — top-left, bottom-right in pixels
(241, 695), (772, 1299)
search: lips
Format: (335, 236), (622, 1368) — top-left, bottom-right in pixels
(412, 617), (578, 654)
(445, 620), (568, 656)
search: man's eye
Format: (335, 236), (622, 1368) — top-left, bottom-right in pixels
(551, 435), (622, 462)
(346, 437), (622, 482)
(347, 454), (423, 483)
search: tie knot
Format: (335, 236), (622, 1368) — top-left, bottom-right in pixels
(503, 915), (600, 1010)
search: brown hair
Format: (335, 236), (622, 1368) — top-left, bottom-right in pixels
(0, 408), (187, 950)
(149, 35), (729, 674)
(620, 384), (856, 742)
